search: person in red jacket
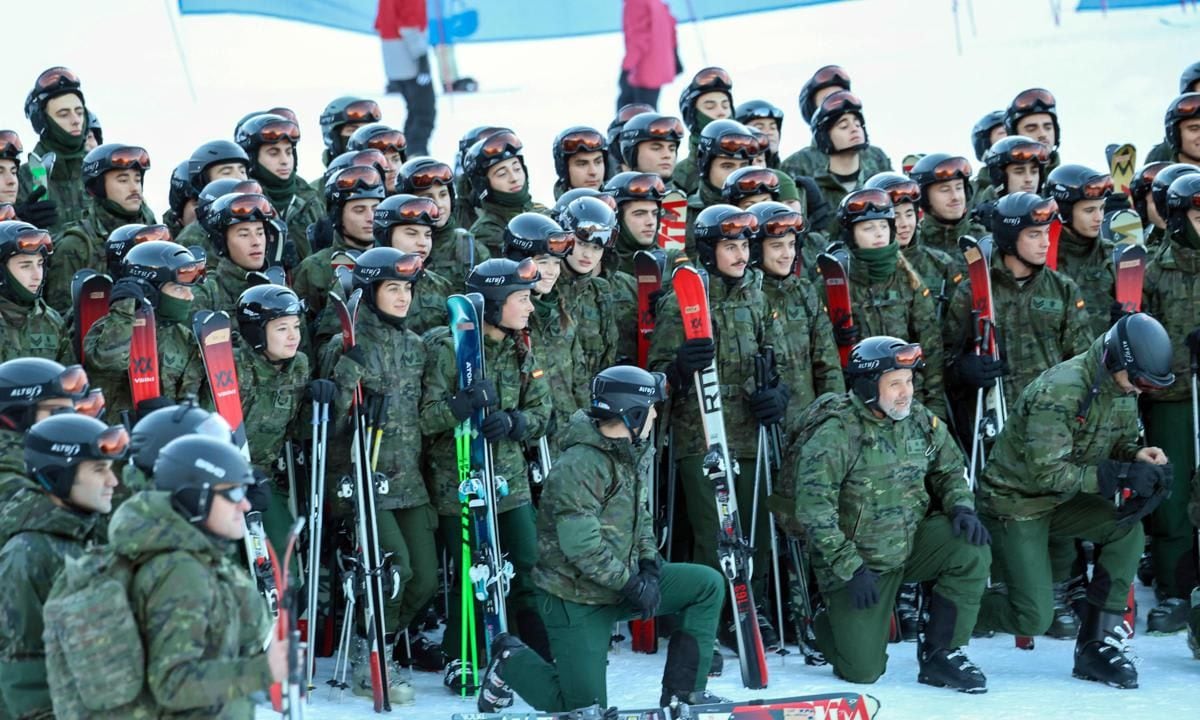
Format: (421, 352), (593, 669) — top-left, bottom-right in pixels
(374, 0), (436, 155)
(618, 0), (681, 112)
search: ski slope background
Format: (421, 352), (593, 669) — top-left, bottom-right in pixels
(3, 0), (1197, 717)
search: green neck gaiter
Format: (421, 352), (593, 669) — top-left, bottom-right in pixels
(158, 293), (192, 325)
(694, 110), (718, 134)
(489, 180), (531, 209)
(253, 162), (298, 208)
(1059, 226), (1095, 256)
(1, 270), (40, 307)
(1178, 221), (1200, 250)
(99, 198), (143, 224)
(40, 111), (89, 161)
(852, 242), (899, 283)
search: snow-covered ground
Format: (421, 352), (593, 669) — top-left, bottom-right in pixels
(6, 0), (1200, 717)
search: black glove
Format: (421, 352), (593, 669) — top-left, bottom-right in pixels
(750, 384), (788, 426)
(109, 277), (156, 308)
(794, 175), (831, 231)
(957, 352), (1007, 389)
(1186, 327), (1200, 360)
(505, 409), (528, 441)
(970, 201), (996, 228)
(14, 186), (59, 229)
(1097, 459), (1167, 500)
(832, 320), (860, 348)
(307, 379), (337, 404)
(638, 557), (661, 580)
(342, 345), (368, 367)
(949, 505), (991, 546)
(481, 410), (515, 442)
(134, 396), (172, 420)
(646, 288), (666, 321)
(1115, 475), (1171, 527)
(307, 218), (334, 254)
(675, 337), (715, 376)
(846, 563), (880, 610)
(280, 239), (300, 270)
(247, 470), (272, 513)
(620, 569), (662, 620)
(447, 378), (499, 421)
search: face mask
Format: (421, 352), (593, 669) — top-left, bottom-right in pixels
(851, 241), (898, 283)
(157, 292), (192, 324)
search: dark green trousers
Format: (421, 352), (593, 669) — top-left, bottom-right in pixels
(375, 504), (439, 631)
(503, 563), (724, 711)
(1143, 400), (1196, 598)
(261, 485), (299, 579)
(977, 493), (1143, 636)
(814, 514), (990, 684)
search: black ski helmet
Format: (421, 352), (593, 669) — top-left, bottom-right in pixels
(456, 125), (511, 175)
(0, 220), (53, 301)
(24, 414), (128, 501)
(502, 213), (573, 260)
(588, 365), (667, 444)
(983, 136), (1049, 195)
(202, 192), (281, 260)
(721, 166), (781, 205)
(863, 172), (922, 209)
(810, 91), (868, 155)
(0, 358), (89, 431)
(558, 195), (618, 249)
(153, 434), (256, 524)
(991, 191), (1059, 259)
(372, 193), (440, 247)
(604, 171), (668, 207)
(1101, 313), (1174, 391)
(696, 119), (761, 188)
(971, 109), (1007, 161)
(909, 153), (974, 210)
(105, 223), (171, 276)
(1181, 61), (1200, 94)
(618, 113), (685, 173)
(351, 247), (424, 312)
(120, 240), (206, 290)
(325, 165), (387, 209)
(319, 96), (382, 157)
(1164, 93), (1200, 153)
(346, 122), (408, 165)
(169, 160), (198, 220)
(87, 111), (102, 145)
(1164, 172), (1200, 234)
(1045, 164), (1112, 223)
(735, 99), (785, 137)
(130, 400), (233, 475)
(196, 178), (264, 227)
(1131, 161), (1172, 220)
(396, 157), (456, 205)
(81, 144), (151, 199)
(693, 203), (758, 272)
(845, 336), (925, 410)
(550, 188), (615, 227)
(0, 130), (23, 167)
(1151, 163), (1200, 225)
(465, 258), (540, 327)
(1003, 87), (1059, 149)
(798, 64), (851, 127)
(323, 149), (390, 195)
(236, 284), (304, 353)
(837, 188), (896, 240)
(235, 113), (301, 159)
(552, 125), (610, 187)
(24, 66), (86, 137)
(186, 140), (250, 192)
(678, 66), (734, 133)
(748, 200), (805, 268)
(607, 103), (655, 166)
(464, 130), (527, 204)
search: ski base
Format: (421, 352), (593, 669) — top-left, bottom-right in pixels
(450, 692), (879, 720)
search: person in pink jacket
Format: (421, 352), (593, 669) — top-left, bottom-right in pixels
(618, 0), (681, 112)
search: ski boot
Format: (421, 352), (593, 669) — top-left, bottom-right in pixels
(350, 635), (415, 705)
(477, 632), (527, 712)
(1136, 550), (1155, 587)
(1044, 580), (1081, 639)
(443, 657), (480, 695)
(708, 639), (723, 677)
(916, 592), (986, 693)
(895, 583), (921, 642)
(756, 605), (781, 653)
(1146, 597), (1190, 634)
(660, 633), (731, 710)
(395, 631), (446, 671)
(1072, 605), (1138, 689)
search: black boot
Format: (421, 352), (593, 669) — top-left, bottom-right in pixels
(442, 657), (480, 695)
(708, 640), (723, 677)
(896, 582), (922, 642)
(659, 632), (731, 708)
(1045, 580), (1081, 639)
(476, 633), (527, 712)
(916, 592), (987, 693)
(1146, 597), (1189, 634)
(1072, 605), (1138, 689)
(756, 605), (780, 653)
(394, 633), (445, 671)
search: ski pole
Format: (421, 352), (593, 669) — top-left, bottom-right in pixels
(304, 400), (324, 696)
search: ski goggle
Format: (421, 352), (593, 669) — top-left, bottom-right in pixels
(818, 91), (863, 117)
(0, 205), (15, 222)
(843, 189), (893, 215)
(571, 221), (616, 248)
(404, 162), (454, 189)
(619, 173), (667, 199)
(542, 232), (575, 257)
(1010, 87), (1056, 113)
(1079, 175), (1115, 199)
(12, 226), (53, 255)
(74, 389), (105, 418)
(333, 165), (384, 192)
(254, 118), (300, 144)
(514, 256), (541, 282)
(266, 107), (298, 124)
(127, 224), (172, 245)
(558, 129), (606, 154)
(34, 66), (81, 92)
(343, 149), (391, 176)
(389, 195), (441, 224)
(1029, 198), (1060, 223)
(692, 67), (733, 91)
(109, 146), (151, 171)
(392, 253), (425, 279)
(171, 260), (207, 286)
(214, 484), (249, 503)
(226, 193), (278, 220)
(0, 130), (23, 158)
(362, 128), (407, 154)
(1172, 94), (1200, 119)
(57, 365), (91, 397)
(889, 343), (925, 370)
(715, 212), (759, 240)
(231, 180), (264, 195)
(478, 131), (524, 158)
(760, 211), (805, 238)
(96, 424), (130, 457)
(880, 180), (921, 206)
(713, 133), (762, 159)
(343, 99), (382, 123)
(924, 156), (972, 182)
(730, 168), (780, 196)
(615, 103), (655, 124)
(1001, 140), (1049, 164)
(809, 64), (850, 88)
(640, 116), (686, 141)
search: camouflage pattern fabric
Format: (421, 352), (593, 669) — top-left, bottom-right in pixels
(44, 200), (156, 313)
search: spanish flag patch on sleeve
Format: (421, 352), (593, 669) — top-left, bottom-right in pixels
(532, 369), (545, 379)
(1075, 299), (1086, 310)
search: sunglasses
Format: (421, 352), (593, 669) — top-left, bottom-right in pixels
(717, 212), (759, 240)
(256, 119), (300, 144)
(35, 66), (81, 91)
(559, 129), (606, 154)
(732, 168), (780, 195)
(215, 484), (249, 503)
(761, 211), (805, 237)
(0, 130), (23, 157)
(1004, 141), (1049, 163)
(881, 180), (921, 205)
(844, 189), (893, 214)
(74, 389), (105, 418)
(810, 65), (850, 87)
(693, 67), (733, 90)
(344, 99), (382, 122)
(227, 193), (278, 220)
(891, 343), (925, 369)
(1029, 198), (1060, 223)
(0, 204), (15, 222)
(13, 227), (53, 254)
(1080, 176), (1114, 199)
(405, 162), (454, 188)
(479, 131), (524, 158)
(333, 165), (384, 191)
(364, 129), (407, 154)
(1011, 87), (1056, 113)
(110, 146), (151, 171)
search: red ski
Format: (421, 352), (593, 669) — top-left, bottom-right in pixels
(816, 248), (854, 368)
(72, 270), (111, 365)
(959, 235), (1006, 487)
(673, 265), (768, 690)
(1113, 243), (1147, 316)
(659, 190), (687, 252)
(1046, 218), (1062, 271)
(128, 302), (160, 412)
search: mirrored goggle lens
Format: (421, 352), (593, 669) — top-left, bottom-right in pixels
(335, 165), (383, 190)
(344, 99), (382, 122)
(407, 162), (454, 188)
(1007, 142), (1049, 163)
(134, 224), (172, 244)
(931, 156), (972, 181)
(762, 212), (805, 237)
(480, 131), (523, 157)
(0, 130), (23, 156)
(352, 149), (390, 174)
(1012, 87), (1056, 112)
(58, 365), (90, 396)
(883, 181), (921, 205)
(559, 130), (606, 154)
(1175, 94), (1200, 118)
(14, 228), (52, 253)
(515, 256), (540, 282)
(694, 67), (733, 90)
(258, 119), (300, 143)
(819, 91), (863, 115)
(845, 189), (892, 214)
(367, 129), (407, 153)
(733, 169), (780, 194)
(646, 116), (685, 139)
(0, 204), (15, 222)
(1029, 198), (1059, 223)
(96, 425), (130, 458)
(228, 194), (276, 219)
(716, 133), (761, 158)
(174, 261), (207, 286)
(110, 146), (151, 170)
(627, 173), (667, 197)
(893, 343), (925, 369)
(718, 213), (759, 239)
(545, 232), (575, 256)
(232, 180), (264, 195)
(216, 485), (249, 503)
(266, 107), (298, 124)
(394, 254), (424, 277)
(574, 223), (615, 247)
(1081, 176), (1114, 198)
(811, 65), (850, 86)
(36, 66), (80, 90)
(74, 389), (105, 418)
(396, 196), (439, 221)
(616, 103), (655, 123)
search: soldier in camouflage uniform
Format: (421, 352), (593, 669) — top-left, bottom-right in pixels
(1146, 164), (1198, 250)
(968, 109), (1007, 200)
(1141, 174), (1200, 633)
(175, 177), (266, 268)
(550, 126), (610, 200)
(672, 67), (735, 196)
(184, 139), (250, 193)
(648, 203), (791, 653)
(0, 359), (93, 501)
(555, 196), (625, 372)
(680, 120), (762, 254)
(466, 131), (542, 254)
(237, 113), (323, 259)
(420, 258), (554, 683)
(791, 336), (990, 692)
(370, 194), (453, 336)
(0, 414), (127, 718)
(83, 240), (207, 422)
(347, 123), (408, 194)
(317, 96), (384, 175)
(474, 366), (729, 714)
(909, 153), (986, 258)
(1145, 92), (1200, 166)
(44, 143), (156, 313)
(190, 192), (284, 314)
(975, 314), (1175, 689)
(605, 171), (667, 276)
(0, 221), (66, 363)
(1044, 165), (1118, 339)
(451, 126), (511, 231)
(971, 135), (1048, 222)
(319, 248), (433, 703)
(1002, 88), (1063, 176)
(618, 112), (685, 188)
(396, 157), (491, 281)
(162, 161), (198, 240)
(828, 189), (947, 419)
(16, 67), (93, 235)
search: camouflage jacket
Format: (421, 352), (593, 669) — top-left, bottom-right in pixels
(558, 268), (621, 378)
(648, 267), (791, 457)
(845, 255), (947, 419)
(420, 327), (552, 516)
(600, 266), (638, 365)
(191, 257), (257, 315)
(0, 291), (67, 364)
(319, 304), (427, 512)
(0, 431), (26, 492)
(1054, 226), (1116, 339)
(237, 336), (309, 476)
(915, 213), (987, 257)
(270, 185), (322, 260)
(1143, 236), (1200, 403)
(944, 251), (1093, 410)
(901, 238), (965, 317)
(83, 299), (207, 420)
(290, 235), (370, 322)
(980, 338), (1141, 520)
(44, 200), (156, 313)
(529, 292), (589, 443)
(0, 485), (100, 718)
(531, 410), (658, 605)
(797, 229), (832, 283)
(16, 141), (87, 237)
(311, 266), (454, 351)
(103, 491), (273, 719)
(470, 199), (533, 256)
(427, 223), (491, 281)
(790, 392), (971, 589)
(759, 272), (844, 417)
(671, 134), (701, 196)
(781, 145), (893, 235)
(162, 208), (186, 240)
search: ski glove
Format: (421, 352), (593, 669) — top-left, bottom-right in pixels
(949, 505), (991, 546)
(306, 379), (337, 404)
(13, 186), (59, 229)
(846, 563), (881, 610)
(957, 352), (1006, 389)
(447, 378), (499, 421)
(247, 470), (272, 512)
(1115, 472), (1172, 527)
(669, 337), (715, 390)
(109, 277), (157, 308)
(832, 321), (860, 348)
(620, 569), (661, 620)
(481, 409), (526, 442)
(750, 384), (789, 426)
(1097, 459), (1169, 500)
(342, 345), (368, 367)
(795, 175), (832, 231)
(1186, 327), (1200, 360)
(280, 240), (300, 270)
(638, 557), (661, 580)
